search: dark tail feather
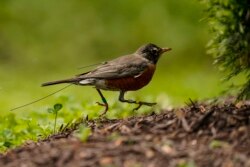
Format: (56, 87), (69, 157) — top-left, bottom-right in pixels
(42, 78), (77, 86)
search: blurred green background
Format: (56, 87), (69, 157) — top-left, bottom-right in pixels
(0, 0), (228, 115)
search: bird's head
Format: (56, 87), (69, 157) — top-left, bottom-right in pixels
(136, 43), (172, 64)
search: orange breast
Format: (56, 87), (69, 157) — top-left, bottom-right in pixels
(106, 64), (156, 91)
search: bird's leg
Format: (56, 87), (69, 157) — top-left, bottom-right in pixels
(118, 91), (156, 111)
(96, 89), (109, 116)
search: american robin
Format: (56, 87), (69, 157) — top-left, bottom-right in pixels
(42, 43), (171, 115)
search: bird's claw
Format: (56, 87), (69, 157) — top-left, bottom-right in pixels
(96, 102), (105, 106)
(133, 102), (157, 111)
(96, 102), (109, 116)
(133, 103), (143, 111)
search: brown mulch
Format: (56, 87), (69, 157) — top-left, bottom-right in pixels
(1, 100), (250, 167)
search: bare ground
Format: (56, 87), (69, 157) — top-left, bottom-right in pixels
(1, 99), (250, 167)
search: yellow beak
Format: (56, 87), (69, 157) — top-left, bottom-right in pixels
(161, 47), (172, 54)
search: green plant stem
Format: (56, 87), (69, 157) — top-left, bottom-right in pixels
(54, 111), (58, 134)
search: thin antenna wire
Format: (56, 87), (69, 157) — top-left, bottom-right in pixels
(77, 61), (107, 70)
(10, 84), (73, 111)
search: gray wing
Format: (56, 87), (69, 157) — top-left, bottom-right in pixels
(77, 54), (148, 79)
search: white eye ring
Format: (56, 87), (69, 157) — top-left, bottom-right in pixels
(152, 48), (158, 53)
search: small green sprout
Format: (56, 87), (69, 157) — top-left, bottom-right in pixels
(47, 103), (63, 133)
(74, 124), (91, 142)
(177, 160), (196, 167)
(209, 140), (227, 149)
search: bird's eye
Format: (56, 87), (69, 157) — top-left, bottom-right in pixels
(151, 48), (158, 54)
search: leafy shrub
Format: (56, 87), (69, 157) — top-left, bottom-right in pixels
(203, 0), (250, 99)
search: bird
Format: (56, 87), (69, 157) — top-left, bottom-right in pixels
(42, 43), (172, 115)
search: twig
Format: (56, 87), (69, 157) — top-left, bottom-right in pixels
(181, 117), (191, 132)
(186, 98), (199, 110)
(190, 108), (215, 132)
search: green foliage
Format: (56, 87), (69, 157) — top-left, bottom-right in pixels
(0, 100), (81, 152)
(203, 0), (250, 99)
(0, 113), (51, 152)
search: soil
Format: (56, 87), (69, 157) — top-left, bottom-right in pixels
(0, 99), (250, 167)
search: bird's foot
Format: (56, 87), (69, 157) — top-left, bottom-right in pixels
(133, 102), (157, 111)
(96, 102), (109, 116)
